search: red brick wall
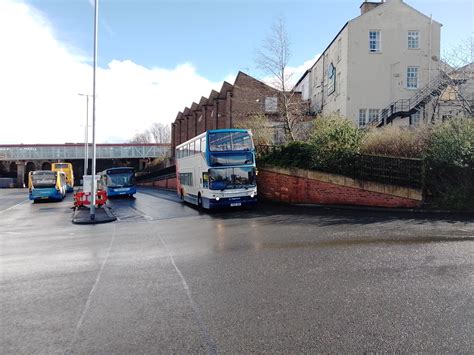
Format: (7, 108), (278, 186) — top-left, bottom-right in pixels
(257, 170), (421, 208)
(138, 177), (177, 190)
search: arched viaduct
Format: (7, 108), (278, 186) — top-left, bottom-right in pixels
(0, 143), (170, 187)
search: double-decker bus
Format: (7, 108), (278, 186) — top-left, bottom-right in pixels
(51, 162), (74, 192)
(98, 167), (136, 197)
(28, 170), (67, 202)
(176, 129), (257, 209)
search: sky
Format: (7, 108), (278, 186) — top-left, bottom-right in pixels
(0, 0), (472, 144)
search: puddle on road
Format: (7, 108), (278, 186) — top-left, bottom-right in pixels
(258, 236), (474, 250)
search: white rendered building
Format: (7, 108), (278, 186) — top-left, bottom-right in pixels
(294, 0), (443, 127)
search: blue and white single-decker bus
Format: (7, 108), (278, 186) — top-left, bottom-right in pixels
(176, 129), (257, 209)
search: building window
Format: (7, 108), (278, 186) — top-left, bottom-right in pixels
(264, 97), (278, 112)
(410, 111), (420, 126)
(368, 109), (379, 123)
(359, 109), (367, 127)
(369, 31), (381, 52)
(408, 31), (419, 49)
(337, 38), (342, 62)
(407, 67), (418, 89)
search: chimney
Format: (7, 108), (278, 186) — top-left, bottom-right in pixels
(360, 1), (383, 15)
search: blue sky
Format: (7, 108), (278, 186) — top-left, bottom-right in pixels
(26, 0), (472, 80)
(1, 0), (472, 144)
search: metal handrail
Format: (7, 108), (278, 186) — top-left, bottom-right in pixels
(369, 71), (452, 127)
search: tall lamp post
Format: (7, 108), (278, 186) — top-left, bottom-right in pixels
(90, 0), (99, 220)
(78, 93), (91, 176)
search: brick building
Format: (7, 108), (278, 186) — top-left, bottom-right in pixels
(171, 71), (289, 156)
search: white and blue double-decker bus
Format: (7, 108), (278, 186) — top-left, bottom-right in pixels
(176, 129), (257, 209)
(98, 167), (136, 197)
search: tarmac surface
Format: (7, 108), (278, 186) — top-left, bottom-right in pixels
(1, 187), (473, 353)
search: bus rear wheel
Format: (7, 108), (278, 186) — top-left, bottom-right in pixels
(197, 194), (202, 209)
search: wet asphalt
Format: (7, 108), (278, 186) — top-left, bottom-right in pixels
(1, 187), (473, 353)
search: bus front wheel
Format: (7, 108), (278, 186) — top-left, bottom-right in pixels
(180, 190), (184, 202)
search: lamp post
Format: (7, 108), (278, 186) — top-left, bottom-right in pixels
(78, 93), (91, 176)
(90, 0), (99, 220)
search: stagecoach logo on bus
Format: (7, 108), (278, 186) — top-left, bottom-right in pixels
(176, 129), (257, 209)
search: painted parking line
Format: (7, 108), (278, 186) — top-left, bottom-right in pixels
(0, 199), (29, 214)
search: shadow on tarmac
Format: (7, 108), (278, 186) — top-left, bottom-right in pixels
(206, 200), (474, 226)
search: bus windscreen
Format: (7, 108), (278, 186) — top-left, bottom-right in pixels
(209, 167), (256, 190)
(54, 164), (69, 169)
(210, 152), (254, 166)
(209, 131), (253, 152)
(106, 170), (135, 187)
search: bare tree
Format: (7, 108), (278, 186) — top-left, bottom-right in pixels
(434, 37), (474, 119)
(129, 131), (151, 143)
(255, 17), (307, 142)
(233, 113), (274, 146)
(148, 122), (171, 144)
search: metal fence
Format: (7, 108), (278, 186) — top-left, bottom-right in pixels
(0, 144), (170, 161)
(256, 144), (424, 188)
(358, 154), (423, 188)
(136, 165), (176, 182)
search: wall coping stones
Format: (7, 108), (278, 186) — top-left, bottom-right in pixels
(260, 165), (422, 201)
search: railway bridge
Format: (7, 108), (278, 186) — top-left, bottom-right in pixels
(0, 143), (170, 187)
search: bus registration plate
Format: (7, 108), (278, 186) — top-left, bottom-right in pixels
(230, 202), (241, 207)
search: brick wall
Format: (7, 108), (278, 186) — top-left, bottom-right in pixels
(170, 71), (291, 153)
(139, 177), (177, 190)
(257, 166), (422, 209)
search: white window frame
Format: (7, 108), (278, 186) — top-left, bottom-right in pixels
(368, 109), (379, 123)
(410, 111), (420, 126)
(407, 66), (419, 89)
(369, 30), (381, 53)
(408, 30), (419, 49)
(264, 97), (278, 113)
(359, 109), (367, 127)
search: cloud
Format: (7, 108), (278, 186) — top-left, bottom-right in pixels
(261, 54), (321, 89)
(0, 0), (319, 145)
(0, 0), (222, 144)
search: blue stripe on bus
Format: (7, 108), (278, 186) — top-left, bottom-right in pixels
(29, 188), (63, 201)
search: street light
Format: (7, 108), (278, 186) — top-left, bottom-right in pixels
(90, 0), (99, 220)
(78, 93), (91, 176)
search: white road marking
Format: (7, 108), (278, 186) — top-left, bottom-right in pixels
(0, 199), (29, 214)
(159, 235), (219, 355)
(68, 224), (116, 350)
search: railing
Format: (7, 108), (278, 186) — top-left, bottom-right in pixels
(0, 144), (170, 161)
(257, 145), (423, 188)
(136, 165), (176, 182)
(369, 71), (452, 127)
(358, 154), (423, 188)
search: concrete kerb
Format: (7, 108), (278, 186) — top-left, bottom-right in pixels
(290, 202), (474, 216)
(72, 205), (117, 225)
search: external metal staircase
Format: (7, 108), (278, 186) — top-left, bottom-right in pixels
(369, 71), (452, 127)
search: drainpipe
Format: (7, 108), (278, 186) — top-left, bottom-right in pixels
(321, 52), (326, 112)
(229, 92), (233, 128)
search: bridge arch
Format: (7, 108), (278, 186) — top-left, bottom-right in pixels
(9, 162), (17, 174)
(41, 161), (51, 170)
(25, 162), (36, 184)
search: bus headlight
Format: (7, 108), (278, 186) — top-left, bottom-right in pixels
(250, 192), (255, 198)
(215, 196), (220, 201)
